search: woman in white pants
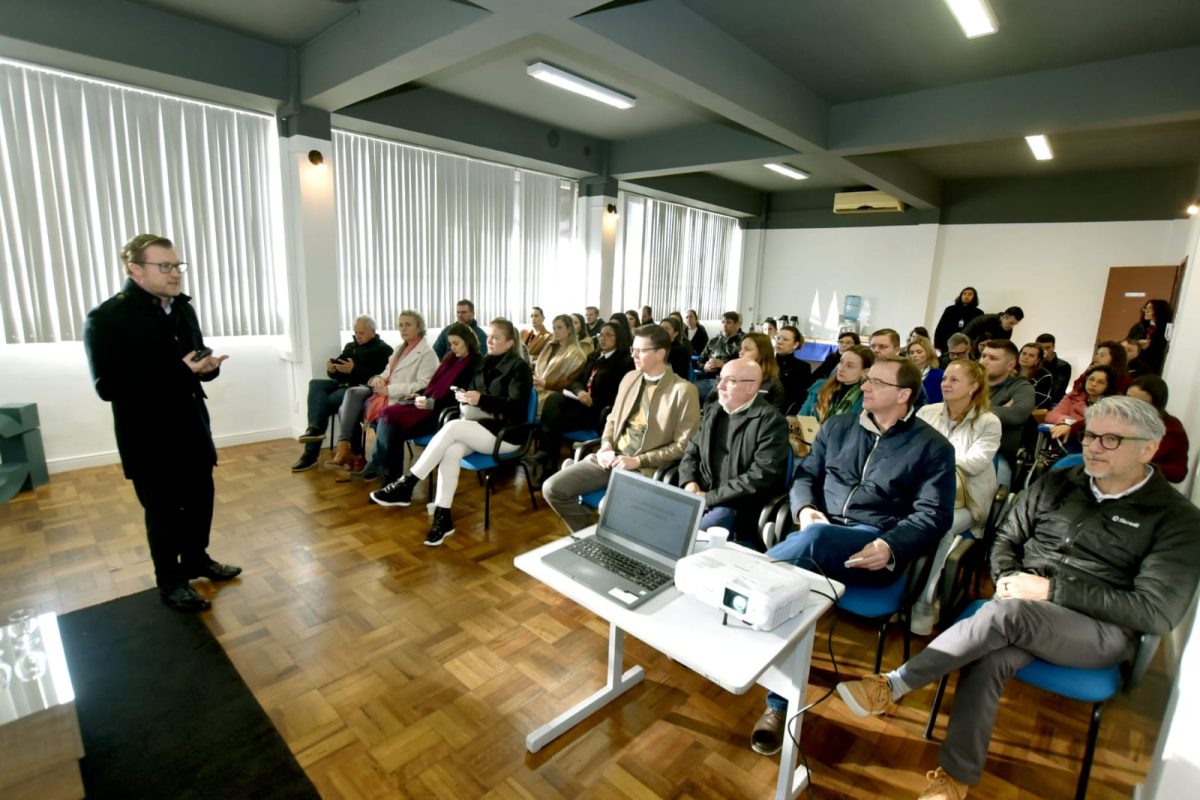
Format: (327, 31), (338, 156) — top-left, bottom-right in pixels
(911, 359), (1001, 634)
(369, 319), (533, 546)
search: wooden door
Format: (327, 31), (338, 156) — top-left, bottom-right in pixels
(1095, 263), (1183, 344)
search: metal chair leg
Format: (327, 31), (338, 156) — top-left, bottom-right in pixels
(1075, 702), (1104, 800)
(924, 675), (949, 740)
(873, 621), (887, 674)
(483, 473), (492, 528)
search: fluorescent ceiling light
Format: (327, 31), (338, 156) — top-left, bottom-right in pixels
(764, 163), (809, 180)
(945, 0), (998, 38)
(526, 61), (636, 109)
(1025, 134), (1054, 161)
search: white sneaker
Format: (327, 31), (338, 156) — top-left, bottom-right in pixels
(910, 599), (940, 636)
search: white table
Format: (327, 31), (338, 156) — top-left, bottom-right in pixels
(515, 537), (842, 800)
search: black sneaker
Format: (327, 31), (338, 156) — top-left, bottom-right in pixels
(159, 584), (211, 612)
(424, 507), (455, 546)
(371, 474), (416, 507)
(297, 426), (325, 444)
(291, 452), (319, 472)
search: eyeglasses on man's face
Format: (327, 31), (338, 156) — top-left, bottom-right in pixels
(630, 346), (662, 356)
(717, 375), (756, 386)
(864, 376), (901, 389)
(133, 261), (188, 274)
(1082, 430), (1150, 451)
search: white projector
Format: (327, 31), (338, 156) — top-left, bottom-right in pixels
(675, 546), (811, 631)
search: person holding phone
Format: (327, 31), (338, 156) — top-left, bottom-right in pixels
(84, 233), (240, 612)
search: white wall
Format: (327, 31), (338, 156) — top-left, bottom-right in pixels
(0, 336), (293, 472)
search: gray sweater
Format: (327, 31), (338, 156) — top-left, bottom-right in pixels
(988, 374), (1035, 461)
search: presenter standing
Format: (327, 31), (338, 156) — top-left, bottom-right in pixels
(84, 234), (242, 612)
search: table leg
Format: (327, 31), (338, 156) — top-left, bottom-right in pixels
(759, 625), (818, 800)
(525, 622), (645, 753)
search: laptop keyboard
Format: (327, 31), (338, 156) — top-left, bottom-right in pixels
(567, 538), (673, 591)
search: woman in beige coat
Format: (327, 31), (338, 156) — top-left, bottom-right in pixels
(533, 314), (586, 416)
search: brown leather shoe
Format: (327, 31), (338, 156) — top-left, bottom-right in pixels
(918, 767), (969, 800)
(328, 440), (352, 467)
(750, 708), (786, 755)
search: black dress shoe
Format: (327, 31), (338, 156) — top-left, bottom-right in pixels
(160, 584), (212, 612)
(291, 452), (319, 472)
(297, 426), (326, 443)
(188, 561), (243, 581)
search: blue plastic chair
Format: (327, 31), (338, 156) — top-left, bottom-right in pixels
(837, 563), (925, 673)
(1054, 453), (1084, 470)
(924, 598), (1160, 800)
(458, 389), (539, 528)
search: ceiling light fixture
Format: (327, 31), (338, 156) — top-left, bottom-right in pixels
(308, 149), (325, 167)
(1188, 202), (1199, 216)
(764, 163), (809, 180)
(945, 0), (998, 39)
(526, 61), (636, 110)
(1025, 134), (1054, 161)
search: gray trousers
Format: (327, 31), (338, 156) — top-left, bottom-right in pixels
(541, 454), (614, 532)
(337, 385), (373, 443)
(900, 598), (1133, 784)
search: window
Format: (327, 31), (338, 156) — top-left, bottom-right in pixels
(0, 59), (286, 343)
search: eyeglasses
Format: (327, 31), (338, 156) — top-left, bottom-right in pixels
(1082, 431), (1151, 450)
(717, 376), (757, 386)
(865, 376), (902, 389)
(948, 349), (969, 358)
(630, 347), (662, 355)
(133, 261), (188, 274)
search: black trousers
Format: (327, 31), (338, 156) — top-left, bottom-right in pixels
(538, 392), (600, 465)
(131, 464), (215, 589)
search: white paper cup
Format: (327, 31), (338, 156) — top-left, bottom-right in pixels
(707, 527), (729, 548)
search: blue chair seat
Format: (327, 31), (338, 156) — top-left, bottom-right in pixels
(580, 489), (606, 509)
(563, 429), (600, 444)
(409, 433), (433, 447)
(838, 574), (908, 620)
(1054, 453), (1084, 470)
(461, 450), (522, 471)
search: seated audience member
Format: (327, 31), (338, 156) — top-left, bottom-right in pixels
(938, 332), (972, 370)
(834, 396), (1200, 800)
(933, 286), (983, 354)
(1036, 333), (1072, 401)
(521, 307), (552, 358)
(584, 306), (603, 339)
(774, 325), (813, 412)
(751, 356), (956, 755)
(369, 319), (532, 546)
(978, 340), (1034, 487)
(1128, 299), (1172, 375)
(609, 312), (631, 339)
(679, 358), (790, 545)
(532, 314), (587, 416)
(763, 317), (778, 341)
(963, 305), (1024, 350)
(625, 309), (640, 332)
(706, 332), (786, 411)
(813, 331), (860, 381)
(356, 323), (480, 483)
(433, 299), (487, 358)
(640, 305), (654, 325)
(1016, 342), (1055, 418)
(1127, 375), (1190, 483)
(912, 360), (1001, 634)
(329, 310), (437, 473)
(293, 315), (393, 472)
(799, 345), (874, 422)
(1046, 365), (1118, 446)
(1122, 337), (1148, 377)
(685, 308), (709, 355)
(534, 321), (634, 483)
(907, 335), (943, 404)
(869, 328), (902, 358)
(542, 325), (700, 532)
(659, 316), (693, 379)
(570, 313), (594, 356)
(695, 311), (746, 397)
(1071, 340), (1131, 395)
(907, 326), (930, 346)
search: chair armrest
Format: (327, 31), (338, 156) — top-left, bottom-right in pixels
(653, 461), (680, 485)
(758, 493), (790, 550)
(491, 422), (537, 461)
(439, 407), (460, 427)
(571, 438), (603, 462)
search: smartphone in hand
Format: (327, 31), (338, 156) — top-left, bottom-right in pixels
(191, 347), (213, 362)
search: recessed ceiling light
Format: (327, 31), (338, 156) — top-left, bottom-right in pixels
(1025, 134), (1054, 161)
(945, 0), (998, 38)
(764, 163), (809, 180)
(1188, 202), (1199, 216)
(526, 61), (636, 110)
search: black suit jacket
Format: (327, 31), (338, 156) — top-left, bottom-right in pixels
(84, 278), (219, 479)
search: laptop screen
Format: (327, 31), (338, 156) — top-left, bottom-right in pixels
(597, 470), (703, 560)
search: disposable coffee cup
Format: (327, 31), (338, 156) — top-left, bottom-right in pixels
(707, 527), (729, 548)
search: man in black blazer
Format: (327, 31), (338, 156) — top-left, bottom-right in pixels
(84, 234), (241, 612)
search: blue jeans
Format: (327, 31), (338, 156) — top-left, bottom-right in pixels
(995, 455), (1013, 490)
(303, 379), (347, 454)
(699, 505), (738, 535)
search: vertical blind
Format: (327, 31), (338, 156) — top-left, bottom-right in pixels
(0, 59), (286, 343)
(619, 193), (742, 319)
(334, 130), (578, 330)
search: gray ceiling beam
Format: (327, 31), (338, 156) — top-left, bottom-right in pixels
(299, 0), (511, 110)
(841, 154), (943, 210)
(0, 0), (289, 108)
(609, 123), (798, 179)
(622, 174), (764, 218)
(830, 46), (1200, 155)
(338, 86), (606, 175)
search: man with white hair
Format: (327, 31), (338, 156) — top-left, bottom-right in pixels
(677, 358), (790, 544)
(833, 395), (1200, 800)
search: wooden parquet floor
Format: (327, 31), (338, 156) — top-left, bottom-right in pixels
(0, 438), (1172, 799)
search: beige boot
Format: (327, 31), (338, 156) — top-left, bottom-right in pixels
(328, 440), (352, 467)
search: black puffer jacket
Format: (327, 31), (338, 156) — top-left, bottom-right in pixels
(471, 348), (533, 444)
(992, 466), (1200, 634)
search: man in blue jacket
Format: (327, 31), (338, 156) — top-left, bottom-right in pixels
(432, 299), (487, 358)
(750, 355), (956, 755)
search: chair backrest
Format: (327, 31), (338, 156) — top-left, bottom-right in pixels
(526, 388), (538, 423)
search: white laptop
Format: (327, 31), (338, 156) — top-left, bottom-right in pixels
(541, 469), (704, 608)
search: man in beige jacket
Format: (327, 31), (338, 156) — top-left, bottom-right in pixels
(543, 324), (700, 532)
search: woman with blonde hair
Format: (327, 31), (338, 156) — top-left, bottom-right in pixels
(532, 313), (586, 416)
(911, 359), (1001, 634)
(905, 334), (943, 404)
